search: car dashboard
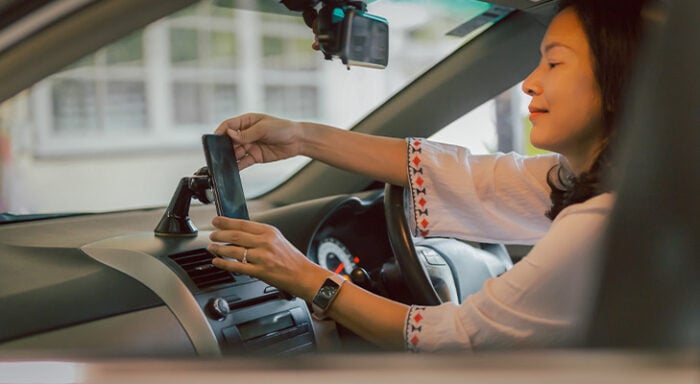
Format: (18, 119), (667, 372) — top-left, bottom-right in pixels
(0, 189), (394, 357)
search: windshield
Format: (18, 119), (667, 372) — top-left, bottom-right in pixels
(0, 0), (504, 216)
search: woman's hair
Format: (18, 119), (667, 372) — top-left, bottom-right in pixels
(546, 0), (648, 220)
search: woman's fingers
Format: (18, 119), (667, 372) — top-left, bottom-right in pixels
(207, 243), (245, 260)
(211, 216), (262, 233)
(209, 218), (268, 250)
(210, 252), (256, 275)
(236, 152), (256, 170)
(215, 113), (264, 135)
(208, 229), (258, 248)
(208, 218), (287, 260)
(207, 229), (267, 275)
(233, 144), (257, 170)
(233, 144), (249, 159)
(219, 114), (268, 147)
(207, 243), (256, 265)
(209, 216), (277, 251)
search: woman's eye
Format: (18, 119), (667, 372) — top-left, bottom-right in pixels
(548, 62), (560, 69)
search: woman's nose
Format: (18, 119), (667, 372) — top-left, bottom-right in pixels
(523, 84), (537, 96)
(522, 68), (542, 96)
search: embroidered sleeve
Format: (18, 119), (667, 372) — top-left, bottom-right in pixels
(399, 194), (614, 352)
(404, 305), (426, 352)
(407, 138), (431, 236)
(404, 137), (556, 243)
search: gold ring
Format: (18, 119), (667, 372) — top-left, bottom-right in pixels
(242, 248), (248, 264)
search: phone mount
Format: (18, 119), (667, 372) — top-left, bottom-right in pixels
(154, 167), (212, 237)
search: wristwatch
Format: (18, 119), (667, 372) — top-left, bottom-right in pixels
(311, 275), (346, 320)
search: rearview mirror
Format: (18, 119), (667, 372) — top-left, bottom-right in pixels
(317, 7), (389, 69)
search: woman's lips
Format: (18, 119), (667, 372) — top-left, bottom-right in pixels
(528, 106), (548, 121)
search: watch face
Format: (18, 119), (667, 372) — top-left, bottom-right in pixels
(313, 279), (341, 309)
(319, 286), (337, 299)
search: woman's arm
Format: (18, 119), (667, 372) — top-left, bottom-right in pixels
(301, 122), (409, 187)
(215, 113), (409, 187)
(323, 277), (409, 350)
(208, 217), (408, 350)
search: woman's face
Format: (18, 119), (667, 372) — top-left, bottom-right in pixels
(522, 7), (604, 173)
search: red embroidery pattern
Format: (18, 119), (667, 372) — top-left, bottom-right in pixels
(405, 306), (426, 352)
(408, 138), (430, 237)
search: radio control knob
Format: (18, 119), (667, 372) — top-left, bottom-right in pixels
(206, 298), (230, 321)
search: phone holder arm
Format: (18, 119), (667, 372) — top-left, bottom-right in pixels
(154, 167), (212, 237)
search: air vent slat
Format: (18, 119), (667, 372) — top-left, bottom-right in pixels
(169, 248), (235, 290)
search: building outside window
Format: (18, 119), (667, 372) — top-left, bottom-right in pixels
(0, 0), (532, 214)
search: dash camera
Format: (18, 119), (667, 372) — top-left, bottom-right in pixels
(281, 0), (389, 69)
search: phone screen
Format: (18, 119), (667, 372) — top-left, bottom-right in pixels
(202, 134), (250, 220)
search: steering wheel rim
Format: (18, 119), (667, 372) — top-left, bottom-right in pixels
(384, 183), (441, 305)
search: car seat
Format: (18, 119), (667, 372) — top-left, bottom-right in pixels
(586, 0), (700, 348)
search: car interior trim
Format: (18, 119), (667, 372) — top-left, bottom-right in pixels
(0, 0), (198, 104)
(0, 244), (165, 344)
(81, 234), (222, 356)
(0, 0), (96, 53)
(0, 306), (195, 356)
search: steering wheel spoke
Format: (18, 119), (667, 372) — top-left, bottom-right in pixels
(416, 246), (460, 303)
(383, 183), (443, 305)
(384, 184), (514, 306)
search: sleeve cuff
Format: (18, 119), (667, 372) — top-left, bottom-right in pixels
(404, 305), (427, 352)
(406, 138), (431, 237)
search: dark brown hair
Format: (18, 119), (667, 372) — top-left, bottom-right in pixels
(546, 0), (647, 220)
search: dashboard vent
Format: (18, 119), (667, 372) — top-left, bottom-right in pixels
(169, 248), (235, 290)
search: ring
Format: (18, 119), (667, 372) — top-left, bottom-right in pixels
(241, 248), (248, 264)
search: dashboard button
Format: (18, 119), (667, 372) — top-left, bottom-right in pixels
(206, 297), (231, 321)
(420, 248), (446, 265)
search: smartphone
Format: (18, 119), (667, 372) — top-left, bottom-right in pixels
(202, 134), (250, 220)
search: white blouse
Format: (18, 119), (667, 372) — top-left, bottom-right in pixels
(403, 138), (613, 351)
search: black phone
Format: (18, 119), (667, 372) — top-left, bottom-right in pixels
(202, 134), (250, 220)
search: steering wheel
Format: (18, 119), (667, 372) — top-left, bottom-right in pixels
(383, 183), (442, 305)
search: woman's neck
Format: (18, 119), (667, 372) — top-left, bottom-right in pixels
(564, 139), (607, 176)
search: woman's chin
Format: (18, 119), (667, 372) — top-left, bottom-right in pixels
(529, 134), (551, 153)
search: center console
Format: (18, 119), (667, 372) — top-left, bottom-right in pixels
(81, 232), (315, 356)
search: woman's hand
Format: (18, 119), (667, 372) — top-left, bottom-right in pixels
(207, 216), (331, 300)
(215, 113), (305, 171)
(208, 216), (409, 350)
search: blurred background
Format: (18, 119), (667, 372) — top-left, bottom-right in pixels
(0, 0), (538, 215)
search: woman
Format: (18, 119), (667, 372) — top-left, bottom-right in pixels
(207, 0), (647, 351)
